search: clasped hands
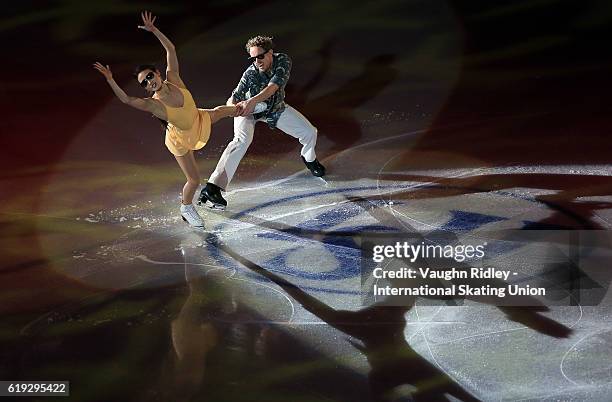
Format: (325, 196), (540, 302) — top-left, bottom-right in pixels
(233, 100), (256, 117)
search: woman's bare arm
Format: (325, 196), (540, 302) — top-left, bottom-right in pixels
(93, 62), (166, 118)
(138, 11), (184, 87)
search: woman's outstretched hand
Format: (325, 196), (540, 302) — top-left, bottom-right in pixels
(93, 62), (113, 80)
(138, 11), (157, 32)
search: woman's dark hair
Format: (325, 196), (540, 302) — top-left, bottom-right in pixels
(133, 64), (158, 78)
(133, 64), (168, 131)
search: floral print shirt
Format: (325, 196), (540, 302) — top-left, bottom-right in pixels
(231, 52), (292, 129)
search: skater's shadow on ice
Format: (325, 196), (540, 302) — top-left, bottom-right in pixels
(214, 225), (577, 401)
(374, 172), (612, 230)
(215, 239), (483, 402)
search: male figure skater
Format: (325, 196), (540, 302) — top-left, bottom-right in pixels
(198, 35), (325, 209)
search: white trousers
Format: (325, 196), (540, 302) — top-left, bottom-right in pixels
(208, 105), (318, 189)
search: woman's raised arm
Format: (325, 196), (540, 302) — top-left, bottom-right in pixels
(138, 11), (184, 86)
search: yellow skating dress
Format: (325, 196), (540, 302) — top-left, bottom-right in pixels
(161, 81), (211, 156)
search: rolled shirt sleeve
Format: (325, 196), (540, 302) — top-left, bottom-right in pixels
(269, 54), (291, 88)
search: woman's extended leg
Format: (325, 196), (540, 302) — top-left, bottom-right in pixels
(206, 105), (238, 124)
(175, 150), (201, 204)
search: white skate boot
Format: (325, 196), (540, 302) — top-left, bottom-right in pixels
(180, 204), (205, 228)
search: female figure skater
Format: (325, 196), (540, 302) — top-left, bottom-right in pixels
(94, 11), (264, 227)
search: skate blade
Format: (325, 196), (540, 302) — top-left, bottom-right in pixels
(197, 197), (226, 211)
(204, 201), (226, 211)
(182, 216), (205, 228)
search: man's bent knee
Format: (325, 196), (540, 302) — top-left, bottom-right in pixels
(302, 126), (317, 142)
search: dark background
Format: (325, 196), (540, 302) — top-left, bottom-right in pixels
(2, 0), (611, 171)
(1, 3), (611, 400)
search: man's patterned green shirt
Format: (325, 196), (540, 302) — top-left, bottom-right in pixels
(231, 52), (292, 129)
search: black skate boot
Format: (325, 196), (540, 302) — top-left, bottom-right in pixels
(301, 156), (326, 177)
(198, 182), (227, 210)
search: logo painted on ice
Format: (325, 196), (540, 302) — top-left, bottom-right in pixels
(208, 184), (547, 294)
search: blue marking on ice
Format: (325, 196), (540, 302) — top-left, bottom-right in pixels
(440, 210), (507, 231)
(207, 184), (545, 294)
